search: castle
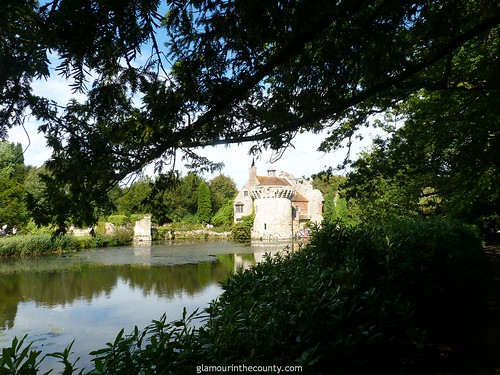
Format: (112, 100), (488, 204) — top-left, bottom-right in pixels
(234, 164), (323, 239)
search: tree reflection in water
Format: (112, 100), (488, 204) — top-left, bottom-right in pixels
(0, 241), (286, 372)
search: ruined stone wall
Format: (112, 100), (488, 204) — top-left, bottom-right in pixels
(134, 216), (152, 245)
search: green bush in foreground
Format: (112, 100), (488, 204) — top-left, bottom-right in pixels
(0, 218), (486, 374)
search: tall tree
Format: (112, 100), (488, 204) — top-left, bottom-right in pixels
(0, 141), (28, 229)
(346, 88), (500, 223)
(209, 174), (237, 214)
(0, 141), (26, 181)
(147, 172), (203, 223)
(115, 177), (152, 216)
(197, 181), (212, 224)
(0, 177), (27, 229)
(312, 171), (360, 225)
(1, 0), (499, 229)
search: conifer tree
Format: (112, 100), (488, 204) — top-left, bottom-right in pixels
(197, 182), (212, 224)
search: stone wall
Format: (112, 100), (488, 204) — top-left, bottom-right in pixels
(234, 165), (324, 239)
(133, 216), (152, 245)
(252, 197), (293, 240)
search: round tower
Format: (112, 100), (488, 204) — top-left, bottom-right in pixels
(251, 186), (295, 239)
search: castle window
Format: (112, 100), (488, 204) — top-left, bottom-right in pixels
(235, 204), (243, 213)
(244, 191), (248, 197)
(264, 223), (267, 230)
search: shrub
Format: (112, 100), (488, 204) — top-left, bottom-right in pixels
(203, 241), (420, 374)
(130, 213), (147, 223)
(107, 215), (129, 226)
(0, 217), (486, 374)
(230, 222), (250, 241)
(309, 217), (485, 330)
(72, 231), (132, 249)
(211, 199), (234, 227)
(231, 214), (254, 241)
(22, 221), (53, 235)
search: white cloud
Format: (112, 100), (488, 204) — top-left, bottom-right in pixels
(8, 71), (386, 185)
(196, 127), (384, 188)
(8, 119), (51, 167)
(9, 113), (383, 186)
(7, 69), (87, 167)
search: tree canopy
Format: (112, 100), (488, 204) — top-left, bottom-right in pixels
(2, 0), (499, 229)
(0, 141), (28, 228)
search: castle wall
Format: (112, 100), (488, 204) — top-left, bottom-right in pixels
(234, 166), (323, 238)
(233, 166), (259, 223)
(306, 190), (324, 224)
(234, 191), (253, 222)
(293, 201), (308, 215)
(252, 197), (293, 239)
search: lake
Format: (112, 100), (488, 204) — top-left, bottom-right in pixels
(0, 240), (288, 373)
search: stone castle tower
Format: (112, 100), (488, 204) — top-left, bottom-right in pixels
(234, 164), (323, 240)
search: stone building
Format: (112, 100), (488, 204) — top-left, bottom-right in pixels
(234, 164), (323, 239)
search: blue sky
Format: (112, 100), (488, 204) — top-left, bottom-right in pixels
(7, 72), (385, 188)
(9, 115), (383, 189)
(7, 71), (385, 187)
(7, 9), (387, 188)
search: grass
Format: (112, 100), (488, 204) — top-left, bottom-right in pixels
(0, 230), (133, 258)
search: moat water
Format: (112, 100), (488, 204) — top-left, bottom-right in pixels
(0, 241), (287, 372)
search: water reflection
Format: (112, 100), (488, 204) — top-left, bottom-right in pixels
(0, 241), (286, 371)
(0, 261), (229, 330)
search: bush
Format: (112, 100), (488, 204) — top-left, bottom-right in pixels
(22, 221), (53, 235)
(203, 241), (418, 373)
(230, 222), (250, 241)
(211, 199), (234, 227)
(309, 217), (485, 329)
(204, 217), (485, 373)
(231, 214), (254, 241)
(130, 213), (147, 223)
(107, 214), (129, 226)
(72, 230), (133, 249)
(1, 217), (486, 373)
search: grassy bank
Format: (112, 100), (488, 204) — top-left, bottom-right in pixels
(0, 217), (487, 373)
(0, 224), (234, 258)
(0, 230), (133, 257)
(155, 223), (232, 241)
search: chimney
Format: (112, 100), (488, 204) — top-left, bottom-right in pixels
(267, 166), (276, 177)
(249, 163), (257, 181)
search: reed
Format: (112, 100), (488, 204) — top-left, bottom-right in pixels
(0, 230), (132, 258)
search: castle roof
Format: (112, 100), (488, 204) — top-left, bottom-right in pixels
(256, 176), (291, 186)
(292, 192), (309, 202)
